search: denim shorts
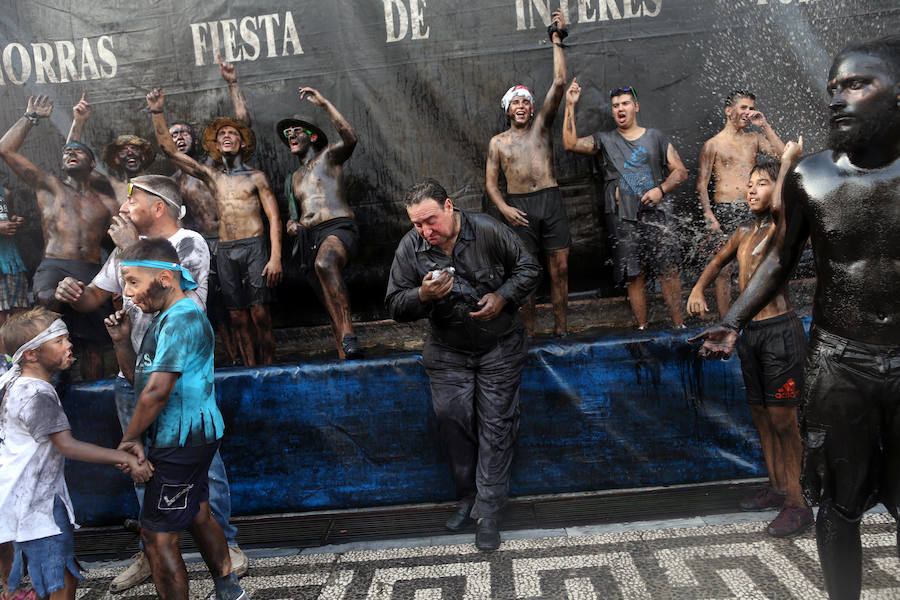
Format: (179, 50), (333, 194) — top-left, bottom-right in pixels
(8, 496), (82, 598)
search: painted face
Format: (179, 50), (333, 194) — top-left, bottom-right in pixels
(121, 265), (169, 313)
(610, 95), (638, 129)
(119, 187), (161, 233)
(284, 126), (315, 154)
(407, 197), (456, 248)
(726, 97), (756, 129)
(506, 96), (534, 126)
(33, 334), (75, 372)
(169, 124), (194, 153)
(216, 126), (246, 156)
(116, 144), (144, 174)
(747, 169), (774, 213)
(61, 146), (93, 173)
(826, 51), (898, 153)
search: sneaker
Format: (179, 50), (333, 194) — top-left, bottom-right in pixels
(767, 500), (814, 538)
(229, 546), (249, 578)
(739, 486), (785, 511)
(341, 334), (363, 359)
(109, 550), (152, 593)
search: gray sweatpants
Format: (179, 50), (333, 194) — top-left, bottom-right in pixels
(422, 329), (526, 520)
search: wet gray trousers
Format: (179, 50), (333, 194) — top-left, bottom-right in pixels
(422, 329), (526, 520)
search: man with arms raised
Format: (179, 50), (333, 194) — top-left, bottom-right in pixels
(697, 90), (785, 317)
(386, 179), (540, 552)
(54, 175), (247, 592)
(563, 81), (688, 329)
(0, 96), (118, 380)
(693, 36), (900, 599)
(486, 9), (569, 337)
(279, 86), (362, 359)
(147, 88), (282, 366)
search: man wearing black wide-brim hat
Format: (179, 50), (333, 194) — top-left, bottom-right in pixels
(147, 87), (282, 367)
(279, 86), (363, 359)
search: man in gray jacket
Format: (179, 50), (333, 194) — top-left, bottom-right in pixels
(386, 178), (540, 552)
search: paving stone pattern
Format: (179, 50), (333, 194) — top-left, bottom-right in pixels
(74, 513), (899, 599)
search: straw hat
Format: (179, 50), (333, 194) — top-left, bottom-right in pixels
(202, 117), (256, 162)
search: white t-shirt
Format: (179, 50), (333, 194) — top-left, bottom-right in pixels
(0, 377), (75, 543)
(93, 228), (210, 355)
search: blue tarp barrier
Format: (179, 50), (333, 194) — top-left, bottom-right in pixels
(65, 327), (765, 527)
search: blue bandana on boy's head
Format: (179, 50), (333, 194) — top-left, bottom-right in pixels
(121, 259), (198, 291)
(62, 141), (95, 164)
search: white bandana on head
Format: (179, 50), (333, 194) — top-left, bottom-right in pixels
(501, 85), (534, 111)
(0, 319), (68, 401)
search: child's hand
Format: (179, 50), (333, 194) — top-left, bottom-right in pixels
(128, 458), (154, 483)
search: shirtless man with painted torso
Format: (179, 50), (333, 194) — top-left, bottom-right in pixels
(486, 9), (569, 336)
(280, 87), (361, 359)
(148, 88), (282, 366)
(697, 91), (785, 317)
(0, 96), (118, 380)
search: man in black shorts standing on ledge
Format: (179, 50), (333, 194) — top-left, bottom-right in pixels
(693, 36), (900, 599)
(280, 86), (362, 359)
(563, 80), (688, 329)
(486, 9), (569, 337)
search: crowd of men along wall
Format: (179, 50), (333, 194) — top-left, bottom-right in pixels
(0, 0), (894, 328)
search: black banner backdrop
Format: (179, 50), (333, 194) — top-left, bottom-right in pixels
(0, 1), (896, 326)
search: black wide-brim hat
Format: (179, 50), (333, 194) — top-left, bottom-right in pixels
(202, 117), (256, 162)
(276, 115), (328, 151)
(102, 135), (156, 171)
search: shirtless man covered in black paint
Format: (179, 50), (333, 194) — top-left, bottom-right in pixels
(148, 88), (282, 366)
(0, 96), (118, 380)
(486, 9), (569, 337)
(279, 87), (362, 359)
(692, 36), (900, 599)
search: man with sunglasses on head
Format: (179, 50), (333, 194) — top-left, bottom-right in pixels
(486, 9), (570, 338)
(146, 87), (282, 367)
(563, 81), (688, 330)
(0, 95), (119, 381)
(277, 87), (362, 359)
(696, 90), (785, 317)
(54, 174), (248, 592)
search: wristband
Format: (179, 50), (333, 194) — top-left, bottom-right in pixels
(149, 109), (164, 114)
(547, 23), (569, 42)
(24, 113), (39, 126)
(722, 322), (740, 333)
(657, 185), (665, 197)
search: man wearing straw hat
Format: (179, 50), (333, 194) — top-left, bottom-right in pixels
(146, 88), (282, 366)
(278, 86), (362, 359)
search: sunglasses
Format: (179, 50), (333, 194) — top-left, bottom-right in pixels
(283, 127), (313, 139)
(128, 182), (179, 211)
(610, 86), (638, 101)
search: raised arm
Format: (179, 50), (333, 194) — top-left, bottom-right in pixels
(0, 97), (59, 194)
(66, 93), (91, 143)
(255, 173), (283, 287)
(146, 88), (216, 188)
(696, 139), (720, 232)
(218, 54), (251, 126)
(536, 9), (567, 127)
(750, 109), (785, 156)
(772, 136), (803, 216)
(299, 87), (357, 165)
(562, 79), (598, 155)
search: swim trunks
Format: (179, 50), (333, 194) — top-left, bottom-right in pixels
(505, 187), (571, 255)
(216, 236), (272, 310)
(737, 310), (806, 407)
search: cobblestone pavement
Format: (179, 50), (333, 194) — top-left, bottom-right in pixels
(75, 511), (899, 599)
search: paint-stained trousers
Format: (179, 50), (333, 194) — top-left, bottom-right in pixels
(422, 329), (526, 520)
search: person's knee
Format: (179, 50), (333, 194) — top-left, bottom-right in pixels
(249, 304), (271, 327)
(229, 310), (249, 327)
(770, 407), (800, 437)
(141, 529), (177, 554)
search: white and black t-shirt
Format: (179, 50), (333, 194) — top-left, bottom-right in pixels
(0, 377), (75, 543)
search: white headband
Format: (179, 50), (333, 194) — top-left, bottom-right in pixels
(0, 319), (69, 410)
(501, 85), (534, 111)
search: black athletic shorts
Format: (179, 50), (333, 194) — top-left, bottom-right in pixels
(295, 217), (359, 274)
(33, 258), (112, 345)
(607, 211), (680, 282)
(141, 440), (220, 533)
(737, 311), (806, 407)
(712, 202), (753, 237)
(203, 236), (226, 326)
(506, 187), (571, 255)
(217, 236), (272, 310)
(801, 327), (900, 517)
